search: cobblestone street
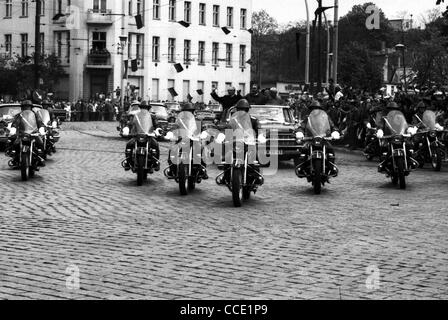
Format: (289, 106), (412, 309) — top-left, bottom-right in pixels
(0, 122), (447, 300)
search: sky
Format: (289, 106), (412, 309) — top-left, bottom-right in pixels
(252, 0), (442, 27)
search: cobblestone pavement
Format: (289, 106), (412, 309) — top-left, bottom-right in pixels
(0, 122), (447, 300)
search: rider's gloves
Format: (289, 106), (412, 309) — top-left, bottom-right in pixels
(165, 131), (175, 141)
(295, 132), (305, 140)
(407, 126), (418, 135)
(9, 127), (17, 136)
(39, 127), (46, 136)
(200, 131), (209, 140)
(155, 128), (163, 137)
(366, 123), (372, 129)
(258, 133), (267, 144)
(331, 131), (340, 140)
(376, 129), (384, 138)
(122, 126), (130, 137)
(435, 123), (444, 131)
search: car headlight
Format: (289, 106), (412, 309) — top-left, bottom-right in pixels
(39, 127), (46, 136)
(295, 132), (304, 140)
(331, 131), (340, 140)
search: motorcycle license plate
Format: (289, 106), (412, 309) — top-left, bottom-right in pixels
(22, 146), (29, 153)
(393, 149), (404, 157)
(312, 151), (323, 159)
(137, 148), (146, 155)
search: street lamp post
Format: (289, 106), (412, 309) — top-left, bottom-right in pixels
(395, 43), (407, 91)
(119, 35), (128, 109)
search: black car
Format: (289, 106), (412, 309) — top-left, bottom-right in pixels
(0, 104), (21, 145)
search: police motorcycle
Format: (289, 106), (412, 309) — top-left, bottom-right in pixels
(215, 109), (266, 207)
(121, 109), (162, 186)
(412, 110), (445, 171)
(34, 107), (60, 158)
(364, 108), (384, 161)
(295, 109), (340, 195)
(164, 111), (210, 195)
(376, 110), (419, 189)
(8, 110), (46, 181)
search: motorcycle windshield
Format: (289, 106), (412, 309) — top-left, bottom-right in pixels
(18, 110), (38, 134)
(36, 109), (51, 125)
(131, 109), (154, 135)
(385, 110), (409, 135)
(128, 105), (141, 115)
(422, 110), (436, 130)
(176, 111), (199, 139)
(306, 109), (331, 137)
(229, 111), (256, 145)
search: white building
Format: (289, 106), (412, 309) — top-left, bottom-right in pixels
(0, 0), (252, 102)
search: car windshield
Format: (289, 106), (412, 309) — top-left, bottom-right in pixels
(250, 106), (292, 123)
(0, 106), (21, 119)
(151, 105), (168, 117)
(385, 110), (409, 135)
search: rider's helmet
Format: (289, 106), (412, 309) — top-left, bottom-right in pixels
(386, 102), (401, 111)
(181, 102), (196, 112)
(309, 100), (324, 112)
(235, 99), (251, 112)
(41, 100), (52, 109)
(140, 100), (150, 110)
(21, 100), (33, 110)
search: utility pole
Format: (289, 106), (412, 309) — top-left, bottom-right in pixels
(34, 0), (42, 89)
(332, 0), (339, 84)
(258, 49), (262, 89)
(304, 0), (310, 85)
(317, 0), (323, 93)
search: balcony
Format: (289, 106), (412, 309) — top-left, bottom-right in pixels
(85, 51), (112, 69)
(86, 9), (113, 25)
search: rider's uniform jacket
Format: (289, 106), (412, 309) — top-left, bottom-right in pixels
(11, 110), (45, 132)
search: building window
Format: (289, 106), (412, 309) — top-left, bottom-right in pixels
(56, 0), (62, 13)
(152, 36), (160, 62)
(240, 9), (247, 29)
(197, 81), (204, 102)
(168, 0), (176, 21)
(152, 79), (159, 101)
(153, 0), (160, 20)
(93, 0), (107, 13)
(239, 83), (246, 96)
(198, 41), (205, 65)
(182, 80), (190, 102)
(239, 45), (246, 68)
(199, 3), (206, 25)
(135, 34), (144, 67)
(184, 1), (191, 23)
(21, 0), (29, 17)
(5, 0), (12, 18)
(92, 32), (107, 52)
(136, 0), (142, 15)
(212, 81), (218, 93)
(55, 31), (70, 63)
(212, 42), (219, 65)
(168, 79), (175, 101)
(184, 40), (191, 64)
(39, 0), (45, 16)
(226, 7), (233, 28)
(168, 38), (176, 63)
(5, 34), (12, 57)
(128, 0), (132, 15)
(40, 33), (45, 55)
(213, 5), (219, 26)
(226, 43), (232, 67)
(21, 33), (28, 57)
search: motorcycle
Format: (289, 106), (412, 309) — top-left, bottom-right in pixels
(412, 110), (445, 171)
(164, 111), (209, 195)
(377, 110), (419, 189)
(35, 108), (60, 158)
(364, 122), (382, 161)
(121, 109), (161, 186)
(7, 110), (46, 181)
(215, 111), (265, 207)
(295, 109), (340, 194)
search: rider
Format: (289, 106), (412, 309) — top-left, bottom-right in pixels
(165, 102), (209, 180)
(6, 100), (46, 168)
(296, 100), (340, 176)
(123, 100), (162, 172)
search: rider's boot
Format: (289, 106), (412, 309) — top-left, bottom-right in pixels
(37, 149), (46, 167)
(123, 150), (132, 171)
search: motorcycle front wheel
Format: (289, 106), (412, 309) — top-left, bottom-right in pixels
(232, 168), (243, 207)
(431, 147), (442, 171)
(397, 157), (406, 190)
(178, 163), (188, 196)
(20, 152), (29, 181)
(312, 159), (322, 195)
(136, 155), (145, 186)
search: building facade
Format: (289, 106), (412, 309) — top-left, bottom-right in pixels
(0, 0), (252, 102)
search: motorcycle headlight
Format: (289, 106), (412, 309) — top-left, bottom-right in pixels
(200, 131), (209, 140)
(216, 133), (226, 144)
(122, 127), (130, 137)
(429, 131), (437, 138)
(52, 121), (58, 129)
(376, 129), (384, 139)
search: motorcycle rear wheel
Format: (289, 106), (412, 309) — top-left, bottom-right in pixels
(313, 159), (322, 195)
(188, 176), (196, 191)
